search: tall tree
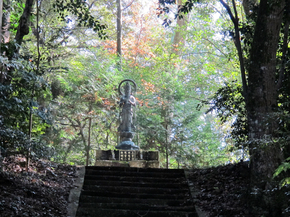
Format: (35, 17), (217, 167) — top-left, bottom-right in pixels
(170, 0), (285, 178)
(174, 0), (289, 214)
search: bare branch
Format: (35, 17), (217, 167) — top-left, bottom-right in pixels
(88, 0), (98, 10)
(122, 0), (135, 11)
(219, 0), (236, 24)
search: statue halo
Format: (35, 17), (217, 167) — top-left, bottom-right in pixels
(118, 79), (137, 96)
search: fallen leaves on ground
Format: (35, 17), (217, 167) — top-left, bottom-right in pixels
(0, 156), (77, 217)
(187, 161), (251, 217)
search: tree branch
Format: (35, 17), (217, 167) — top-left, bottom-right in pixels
(15, 0), (35, 45)
(219, 0), (236, 24)
(122, 0), (135, 11)
(220, 0), (248, 102)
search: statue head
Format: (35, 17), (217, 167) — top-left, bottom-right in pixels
(124, 81), (131, 96)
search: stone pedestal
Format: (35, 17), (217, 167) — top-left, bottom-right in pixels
(95, 150), (159, 168)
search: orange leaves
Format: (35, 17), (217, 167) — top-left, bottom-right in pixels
(81, 92), (102, 102)
(101, 97), (116, 111)
(144, 101), (150, 108)
(141, 79), (155, 93)
(65, 128), (74, 135)
(148, 52), (156, 58)
(136, 97), (151, 108)
(101, 1), (161, 67)
(81, 93), (93, 99)
(135, 97), (143, 105)
(102, 40), (117, 54)
(172, 43), (180, 53)
(88, 111), (94, 115)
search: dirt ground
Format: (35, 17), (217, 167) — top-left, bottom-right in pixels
(187, 161), (251, 217)
(0, 156), (77, 217)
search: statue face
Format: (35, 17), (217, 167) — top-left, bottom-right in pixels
(124, 82), (131, 95)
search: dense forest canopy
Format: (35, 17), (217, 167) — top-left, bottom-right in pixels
(1, 1), (290, 213)
(0, 0), (240, 168)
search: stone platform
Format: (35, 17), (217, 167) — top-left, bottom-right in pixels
(95, 150), (159, 168)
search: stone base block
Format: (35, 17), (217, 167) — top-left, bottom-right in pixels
(95, 150), (159, 168)
(95, 160), (159, 168)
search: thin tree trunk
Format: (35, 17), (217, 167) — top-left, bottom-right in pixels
(0, 0), (3, 85)
(2, 0), (11, 44)
(87, 117), (92, 166)
(165, 127), (169, 169)
(86, 102), (92, 166)
(26, 0), (40, 171)
(161, 1), (188, 169)
(63, 140), (75, 163)
(0, 0), (3, 54)
(117, 0), (122, 71)
(79, 125), (87, 166)
(220, 0), (248, 100)
(26, 108), (33, 171)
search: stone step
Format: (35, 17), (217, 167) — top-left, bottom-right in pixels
(82, 185), (189, 194)
(83, 179), (188, 189)
(76, 166), (197, 217)
(81, 189), (191, 200)
(78, 202), (195, 212)
(85, 169), (185, 178)
(79, 195), (189, 206)
(84, 174), (186, 183)
(86, 166), (184, 174)
(76, 207), (198, 217)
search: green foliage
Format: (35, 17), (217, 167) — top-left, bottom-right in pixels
(52, 0), (107, 38)
(0, 0), (244, 168)
(47, 49), (122, 165)
(207, 81), (248, 149)
(273, 157), (290, 187)
(0, 57), (52, 158)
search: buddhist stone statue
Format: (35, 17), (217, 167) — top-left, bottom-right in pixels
(116, 79), (139, 150)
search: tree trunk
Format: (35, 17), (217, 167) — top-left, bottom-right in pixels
(15, 0), (35, 45)
(162, 99), (173, 169)
(1, 0), (34, 84)
(77, 120), (88, 166)
(86, 101), (92, 166)
(87, 116), (92, 166)
(247, 0), (285, 184)
(0, 0), (11, 83)
(63, 140), (75, 163)
(26, 105), (33, 171)
(172, 0), (187, 55)
(116, 0), (122, 71)
(0, 0), (3, 53)
(2, 0), (11, 44)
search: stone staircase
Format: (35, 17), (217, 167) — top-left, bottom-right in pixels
(76, 166), (198, 217)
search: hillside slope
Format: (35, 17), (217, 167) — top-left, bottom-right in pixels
(0, 156), (77, 217)
(1, 158), (289, 217)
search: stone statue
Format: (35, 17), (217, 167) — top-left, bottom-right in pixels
(119, 82), (136, 132)
(116, 79), (139, 150)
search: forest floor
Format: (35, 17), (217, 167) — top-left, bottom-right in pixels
(187, 161), (251, 217)
(0, 156), (77, 217)
(0, 157), (287, 217)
